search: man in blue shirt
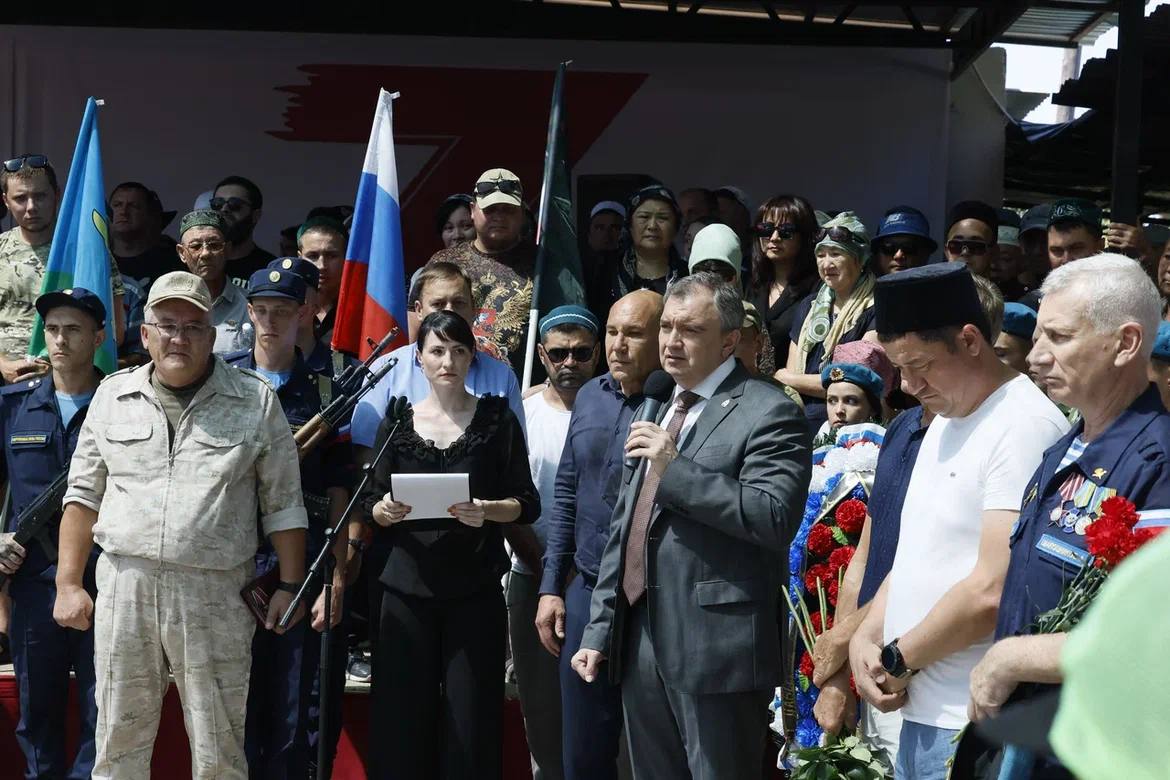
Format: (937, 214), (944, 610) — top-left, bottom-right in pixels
(350, 261), (523, 450)
(0, 288), (105, 779)
(534, 289), (662, 780)
(969, 255), (1170, 763)
(225, 267), (354, 778)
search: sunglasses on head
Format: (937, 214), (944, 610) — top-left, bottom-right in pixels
(3, 154), (49, 173)
(754, 222), (797, 240)
(210, 196), (252, 213)
(545, 345), (595, 363)
(474, 179), (522, 198)
(946, 239), (989, 256)
(816, 225), (861, 244)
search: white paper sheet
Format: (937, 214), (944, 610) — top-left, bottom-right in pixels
(390, 473), (471, 522)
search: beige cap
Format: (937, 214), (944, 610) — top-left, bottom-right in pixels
(146, 271), (212, 312)
(474, 168), (523, 209)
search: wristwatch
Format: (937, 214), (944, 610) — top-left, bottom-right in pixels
(880, 638), (916, 680)
(276, 580), (301, 594)
(348, 538), (367, 554)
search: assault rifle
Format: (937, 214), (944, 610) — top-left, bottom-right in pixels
(293, 327), (401, 458)
(0, 470), (68, 589)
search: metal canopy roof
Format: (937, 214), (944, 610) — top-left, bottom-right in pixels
(5, 1), (1119, 80)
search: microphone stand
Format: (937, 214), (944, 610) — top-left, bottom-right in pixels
(278, 398), (409, 780)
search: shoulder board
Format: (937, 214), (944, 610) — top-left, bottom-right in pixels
(104, 365), (139, 380)
(0, 378), (42, 396)
(222, 349), (252, 366)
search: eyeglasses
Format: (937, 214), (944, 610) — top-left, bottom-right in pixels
(545, 346), (595, 363)
(816, 226), (861, 245)
(945, 239), (990, 256)
(474, 180), (522, 198)
(879, 240), (926, 256)
(3, 154), (49, 172)
(183, 240), (226, 253)
(145, 322), (211, 340)
(209, 196), (252, 213)
(754, 222), (797, 240)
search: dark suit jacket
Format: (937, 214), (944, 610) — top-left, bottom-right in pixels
(580, 361), (811, 695)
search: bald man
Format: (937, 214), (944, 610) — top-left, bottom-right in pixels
(535, 290), (662, 780)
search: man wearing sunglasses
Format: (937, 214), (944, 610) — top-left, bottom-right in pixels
(509, 305), (601, 780)
(427, 168), (535, 377)
(870, 207), (938, 277)
(943, 201), (998, 279)
(211, 175), (275, 286)
(0, 155), (127, 384)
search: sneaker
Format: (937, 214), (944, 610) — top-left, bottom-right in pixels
(346, 652), (372, 683)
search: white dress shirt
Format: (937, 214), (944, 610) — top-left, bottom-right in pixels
(658, 355), (737, 447)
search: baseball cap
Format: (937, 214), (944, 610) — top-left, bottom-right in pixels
(268, 257), (320, 290)
(35, 287), (107, 329)
(247, 268), (306, 303)
(146, 271), (212, 312)
(590, 200), (627, 221)
(871, 206), (938, 253)
(474, 169), (523, 209)
(1020, 204), (1053, 235)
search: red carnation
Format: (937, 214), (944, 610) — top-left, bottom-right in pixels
(1086, 516), (1135, 568)
(807, 524), (835, 557)
(1135, 527), (1166, 546)
(799, 651), (814, 680)
(805, 563), (835, 595)
(829, 545), (856, 573)
(828, 579), (840, 607)
(848, 674), (858, 698)
(835, 499), (867, 535)
(1100, 496), (1139, 529)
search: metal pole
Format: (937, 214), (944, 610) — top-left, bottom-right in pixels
(1110, 0), (1144, 225)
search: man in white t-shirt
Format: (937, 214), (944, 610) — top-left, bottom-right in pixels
(849, 264), (1068, 780)
(508, 305), (601, 780)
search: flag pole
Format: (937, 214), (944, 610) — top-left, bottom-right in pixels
(522, 61), (572, 390)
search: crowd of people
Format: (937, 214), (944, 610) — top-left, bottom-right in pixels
(0, 149), (1168, 780)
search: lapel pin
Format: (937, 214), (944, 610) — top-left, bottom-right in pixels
(1092, 468), (1107, 480)
(721, 399), (730, 408)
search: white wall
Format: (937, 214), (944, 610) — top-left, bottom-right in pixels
(0, 26), (967, 262)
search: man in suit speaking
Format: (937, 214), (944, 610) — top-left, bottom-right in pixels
(571, 272), (811, 778)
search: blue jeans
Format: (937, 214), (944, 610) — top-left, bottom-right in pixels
(895, 721), (960, 780)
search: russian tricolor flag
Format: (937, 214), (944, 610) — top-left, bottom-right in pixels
(332, 89), (408, 359)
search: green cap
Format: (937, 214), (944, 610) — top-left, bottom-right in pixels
(179, 209), (227, 239)
(1048, 198), (1103, 234)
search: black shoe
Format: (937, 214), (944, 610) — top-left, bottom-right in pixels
(346, 652), (371, 683)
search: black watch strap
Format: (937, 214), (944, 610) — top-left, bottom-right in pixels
(882, 638), (915, 679)
(348, 538), (367, 554)
(276, 580), (301, 594)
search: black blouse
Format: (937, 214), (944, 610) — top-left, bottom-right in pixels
(748, 277), (818, 369)
(361, 396), (540, 600)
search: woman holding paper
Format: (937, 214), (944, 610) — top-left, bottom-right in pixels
(361, 309), (539, 780)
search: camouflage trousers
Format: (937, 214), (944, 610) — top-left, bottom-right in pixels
(92, 553), (255, 780)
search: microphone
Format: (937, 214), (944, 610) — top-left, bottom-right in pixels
(624, 370), (676, 470)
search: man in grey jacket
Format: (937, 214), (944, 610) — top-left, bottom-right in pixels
(572, 272), (811, 778)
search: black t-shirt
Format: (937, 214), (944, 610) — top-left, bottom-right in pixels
(116, 241), (186, 288)
(226, 245), (276, 288)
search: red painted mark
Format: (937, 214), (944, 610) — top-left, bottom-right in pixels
(270, 64), (647, 270)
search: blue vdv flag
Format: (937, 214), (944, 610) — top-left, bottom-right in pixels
(28, 97), (117, 373)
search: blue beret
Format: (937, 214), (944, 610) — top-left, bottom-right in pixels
(1154, 322), (1170, 362)
(1001, 302), (1037, 341)
(35, 287), (106, 328)
(268, 256), (320, 290)
(246, 268), (306, 303)
(539, 305), (599, 339)
(820, 363), (884, 406)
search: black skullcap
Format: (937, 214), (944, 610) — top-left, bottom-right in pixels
(875, 262), (992, 342)
(948, 200), (999, 233)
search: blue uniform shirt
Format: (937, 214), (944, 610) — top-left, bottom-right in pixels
(0, 373), (102, 581)
(539, 373), (643, 595)
(858, 405), (927, 606)
(996, 384), (1170, 639)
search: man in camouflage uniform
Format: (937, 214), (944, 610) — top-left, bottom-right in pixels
(53, 271), (308, 780)
(0, 155), (125, 383)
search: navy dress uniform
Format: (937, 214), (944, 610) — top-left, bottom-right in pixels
(0, 288), (106, 780)
(227, 268), (352, 779)
(996, 384), (1170, 642)
(266, 257), (339, 380)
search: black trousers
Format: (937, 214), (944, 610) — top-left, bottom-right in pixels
(369, 584), (506, 780)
